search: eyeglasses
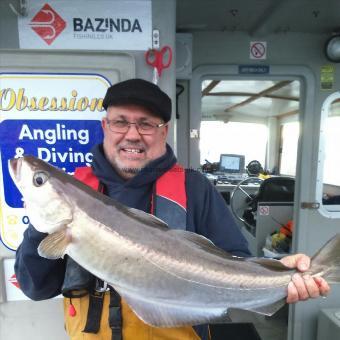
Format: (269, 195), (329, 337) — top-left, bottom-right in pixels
(105, 119), (167, 135)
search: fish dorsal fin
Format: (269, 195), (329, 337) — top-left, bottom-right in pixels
(169, 229), (215, 246)
(247, 258), (292, 271)
(167, 229), (236, 259)
(127, 207), (169, 230)
(38, 229), (70, 260)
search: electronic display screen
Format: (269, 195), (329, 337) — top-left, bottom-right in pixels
(219, 154), (245, 173)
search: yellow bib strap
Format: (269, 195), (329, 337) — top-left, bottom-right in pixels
(64, 293), (201, 340)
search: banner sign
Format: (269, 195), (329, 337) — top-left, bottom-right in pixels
(0, 73), (109, 250)
(18, 0), (152, 50)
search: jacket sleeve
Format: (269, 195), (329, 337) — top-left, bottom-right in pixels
(186, 170), (251, 257)
(14, 224), (66, 300)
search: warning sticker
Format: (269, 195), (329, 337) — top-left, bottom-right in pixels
(321, 65), (335, 90)
(3, 258), (61, 301)
(259, 206), (270, 216)
(4, 258), (29, 301)
(250, 41), (267, 60)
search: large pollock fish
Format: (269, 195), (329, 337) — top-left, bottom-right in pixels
(9, 155), (340, 327)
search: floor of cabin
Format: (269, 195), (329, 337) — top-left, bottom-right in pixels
(229, 307), (288, 340)
(210, 306), (288, 340)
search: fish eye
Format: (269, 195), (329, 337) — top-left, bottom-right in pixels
(33, 171), (49, 187)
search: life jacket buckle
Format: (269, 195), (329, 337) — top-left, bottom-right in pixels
(95, 279), (109, 293)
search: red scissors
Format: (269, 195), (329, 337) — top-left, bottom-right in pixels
(145, 45), (172, 84)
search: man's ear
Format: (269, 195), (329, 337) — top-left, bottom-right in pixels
(162, 123), (169, 138)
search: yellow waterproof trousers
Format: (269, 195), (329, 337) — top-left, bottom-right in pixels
(64, 292), (201, 340)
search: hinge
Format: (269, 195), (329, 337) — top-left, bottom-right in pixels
(301, 202), (320, 209)
(152, 29), (160, 49)
(9, 0), (28, 17)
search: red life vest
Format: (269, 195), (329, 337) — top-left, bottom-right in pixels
(63, 164), (202, 340)
(73, 163), (187, 229)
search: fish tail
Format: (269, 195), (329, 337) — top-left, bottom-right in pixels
(310, 233), (340, 283)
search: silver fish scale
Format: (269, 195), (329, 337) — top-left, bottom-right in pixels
(68, 209), (291, 314)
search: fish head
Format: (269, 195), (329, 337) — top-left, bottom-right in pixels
(9, 156), (73, 234)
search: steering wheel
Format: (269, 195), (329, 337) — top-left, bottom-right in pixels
(230, 176), (264, 230)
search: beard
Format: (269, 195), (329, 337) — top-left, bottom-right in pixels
(103, 140), (150, 179)
(108, 154), (148, 179)
(120, 166), (142, 176)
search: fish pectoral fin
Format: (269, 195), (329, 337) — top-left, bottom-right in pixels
(38, 228), (70, 259)
(246, 298), (286, 316)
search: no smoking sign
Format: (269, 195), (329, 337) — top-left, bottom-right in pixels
(250, 41), (267, 60)
(259, 206), (270, 216)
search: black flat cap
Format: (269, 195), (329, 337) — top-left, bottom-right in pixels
(102, 78), (172, 122)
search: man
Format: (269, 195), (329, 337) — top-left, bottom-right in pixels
(15, 78), (329, 340)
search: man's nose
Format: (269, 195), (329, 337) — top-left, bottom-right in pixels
(124, 123), (142, 139)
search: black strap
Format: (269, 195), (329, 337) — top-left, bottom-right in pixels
(83, 291), (105, 334)
(109, 288), (122, 340)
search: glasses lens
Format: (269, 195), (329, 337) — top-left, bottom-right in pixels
(138, 122), (155, 133)
(107, 120), (160, 135)
(108, 120), (128, 133)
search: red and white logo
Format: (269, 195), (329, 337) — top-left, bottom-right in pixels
(9, 274), (20, 289)
(30, 4), (66, 45)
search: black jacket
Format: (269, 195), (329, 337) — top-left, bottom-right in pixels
(15, 143), (250, 300)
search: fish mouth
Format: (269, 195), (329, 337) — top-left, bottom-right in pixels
(9, 157), (22, 183)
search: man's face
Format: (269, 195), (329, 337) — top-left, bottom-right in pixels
(101, 104), (169, 179)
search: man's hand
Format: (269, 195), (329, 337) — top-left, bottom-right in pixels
(280, 254), (330, 303)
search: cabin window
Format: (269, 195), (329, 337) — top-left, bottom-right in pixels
(200, 79), (300, 174)
(321, 93), (340, 210)
(323, 116), (340, 186)
(279, 121), (299, 176)
(200, 121), (268, 165)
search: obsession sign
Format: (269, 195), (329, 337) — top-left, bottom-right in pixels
(0, 88), (103, 112)
(0, 73), (108, 250)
